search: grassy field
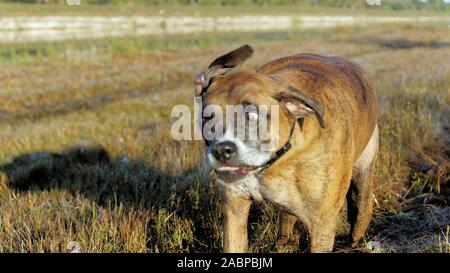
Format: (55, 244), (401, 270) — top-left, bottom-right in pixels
(0, 16), (449, 252)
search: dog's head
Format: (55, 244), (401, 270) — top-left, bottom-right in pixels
(195, 45), (325, 180)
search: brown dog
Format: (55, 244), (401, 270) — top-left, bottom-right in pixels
(195, 45), (378, 253)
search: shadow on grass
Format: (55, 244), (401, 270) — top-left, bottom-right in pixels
(0, 146), (223, 252)
(1, 146), (383, 253)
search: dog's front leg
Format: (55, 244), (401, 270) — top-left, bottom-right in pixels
(276, 210), (298, 251)
(309, 214), (337, 253)
(221, 187), (252, 253)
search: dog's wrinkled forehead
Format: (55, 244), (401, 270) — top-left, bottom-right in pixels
(204, 72), (277, 107)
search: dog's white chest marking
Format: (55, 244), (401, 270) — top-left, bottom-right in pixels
(216, 175), (265, 201)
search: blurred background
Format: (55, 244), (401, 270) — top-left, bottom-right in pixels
(0, 0), (449, 253)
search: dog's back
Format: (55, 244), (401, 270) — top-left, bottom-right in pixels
(257, 53), (377, 161)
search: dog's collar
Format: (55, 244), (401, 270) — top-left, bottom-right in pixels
(251, 119), (297, 174)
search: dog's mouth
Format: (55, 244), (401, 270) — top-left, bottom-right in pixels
(215, 165), (255, 175)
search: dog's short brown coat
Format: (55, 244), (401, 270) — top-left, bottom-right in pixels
(197, 46), (378, 252)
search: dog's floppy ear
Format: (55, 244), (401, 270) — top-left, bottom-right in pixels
(208, 44), (254, 69)
(274, 85), (326, 128)
(195, 44), (254, 96)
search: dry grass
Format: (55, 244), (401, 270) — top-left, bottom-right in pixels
(0, 24), (448, 253)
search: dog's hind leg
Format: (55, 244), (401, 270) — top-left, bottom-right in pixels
(347, 125), (378, 247)
(347, 168), (374, 247)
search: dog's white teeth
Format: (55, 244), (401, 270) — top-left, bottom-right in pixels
(218, 166), (239, 171)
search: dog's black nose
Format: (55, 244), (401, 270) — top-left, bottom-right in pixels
(212, 141), (237, 162)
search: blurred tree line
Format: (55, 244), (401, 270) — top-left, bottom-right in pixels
(1, 0), (449, 11)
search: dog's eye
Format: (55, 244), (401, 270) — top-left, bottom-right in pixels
(247, 112), (259, 121)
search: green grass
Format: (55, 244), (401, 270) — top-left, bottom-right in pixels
(1, 3), (449, 16)
(0, 21), (449, 252)
(0, 30), (327, 66)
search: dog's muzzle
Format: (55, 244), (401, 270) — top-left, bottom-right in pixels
(212, 120), (297, 177)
